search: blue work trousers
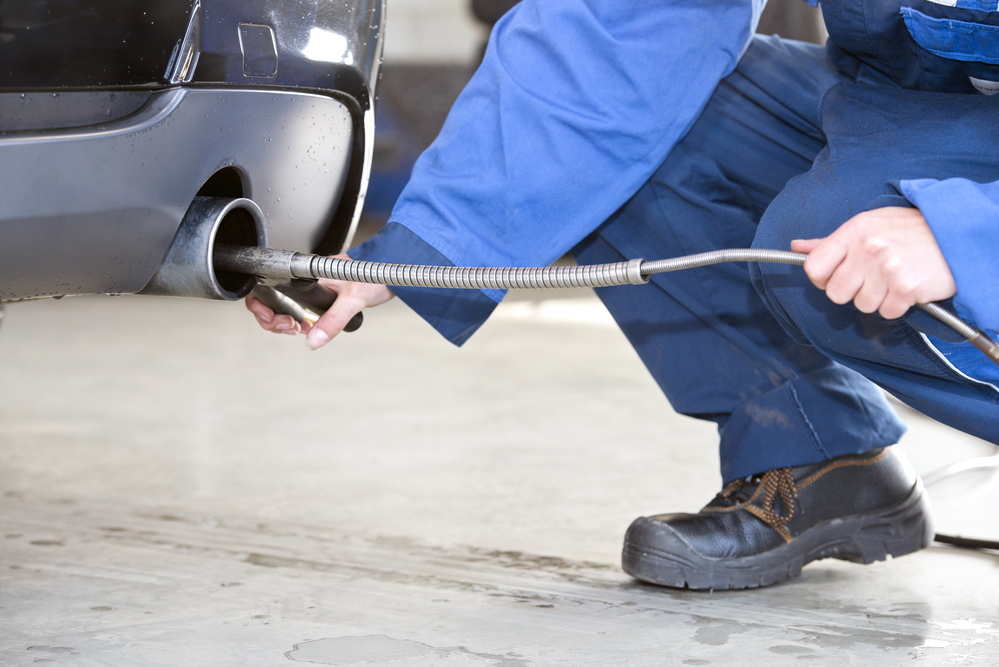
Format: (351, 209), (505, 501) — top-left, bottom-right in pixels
(572, 35), (999, 483)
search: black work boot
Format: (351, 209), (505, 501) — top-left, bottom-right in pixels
(622, 447), (933, 590)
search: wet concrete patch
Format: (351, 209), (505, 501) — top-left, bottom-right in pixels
(690, 617), (753, 646)
(26, 646), (76, 654)
(285, 636), (530, 666)
(287, 636), (431, 665)
(768, 644), (816, 655)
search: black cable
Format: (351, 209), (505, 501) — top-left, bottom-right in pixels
(923, 452), (999, 553)
(934, 533), (999, 551)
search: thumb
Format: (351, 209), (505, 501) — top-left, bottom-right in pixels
(305, 292), (366, 351)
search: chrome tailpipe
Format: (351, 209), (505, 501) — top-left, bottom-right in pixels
(141, 197), (267, 300)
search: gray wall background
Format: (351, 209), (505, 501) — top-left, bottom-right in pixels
(382, 0), (826, 64)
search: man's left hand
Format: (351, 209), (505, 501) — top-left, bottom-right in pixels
(791, 207), (956, 320)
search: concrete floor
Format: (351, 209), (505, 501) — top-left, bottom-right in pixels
(1, 292), (997, 666)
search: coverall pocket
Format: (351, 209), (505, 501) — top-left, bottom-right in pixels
(901, 7), (999, 64)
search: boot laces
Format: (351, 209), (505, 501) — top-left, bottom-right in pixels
(721, 467), (799, 531)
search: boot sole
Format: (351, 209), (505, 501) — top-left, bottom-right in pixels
(621, 480), (933, 590)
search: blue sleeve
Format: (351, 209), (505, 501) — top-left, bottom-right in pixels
(348, 223), (500, 346)
(358, 0), (763, 345)
(900, 177), (999, 333)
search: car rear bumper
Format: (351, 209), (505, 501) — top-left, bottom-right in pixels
(0, 86), (355, 302)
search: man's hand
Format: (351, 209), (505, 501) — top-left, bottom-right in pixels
(245, 253), (395, 350)
(791, 207), (956, 320)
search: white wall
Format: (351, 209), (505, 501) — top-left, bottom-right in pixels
(382, 0), (488, 64)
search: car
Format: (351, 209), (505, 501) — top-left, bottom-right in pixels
(0, 0), (384, 304)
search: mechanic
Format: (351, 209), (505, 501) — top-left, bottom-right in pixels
(248, 0), (999, 589)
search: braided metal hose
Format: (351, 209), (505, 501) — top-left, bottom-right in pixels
(214, 244), (999, 367)
(307, 254), (649, 289)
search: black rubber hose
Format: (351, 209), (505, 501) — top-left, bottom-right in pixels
(934, 533), (999, 551)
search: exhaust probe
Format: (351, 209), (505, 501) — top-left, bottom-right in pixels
(215, 243), (999, 369)
(218, 242), (999, 550)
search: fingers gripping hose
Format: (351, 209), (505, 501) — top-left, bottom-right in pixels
(214, 245), (999, 368)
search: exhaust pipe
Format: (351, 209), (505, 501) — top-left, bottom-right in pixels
(142, 197), (267, 300)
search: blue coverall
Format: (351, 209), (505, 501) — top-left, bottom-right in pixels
(351, 0), (999, 482)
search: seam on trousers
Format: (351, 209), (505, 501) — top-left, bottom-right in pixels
(602, 220), (799, 384)
(645, 174), (807, 385)
(899, 324), (999, 401)
(838, 354), (902, 446)
(861, 5), (904, 85)
(815, 80), (845, 141)
(918, 332), (999, 396)
(787, 381), (830, 459)
(750, 262), (811, 346)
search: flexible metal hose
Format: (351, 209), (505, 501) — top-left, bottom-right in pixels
(639, 248), (808, 274)
(307, 254), (649, 289)
(215, 246), (800, 290)
(214, 244), (999, 367)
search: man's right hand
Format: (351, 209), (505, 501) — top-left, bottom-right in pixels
(245, 253), (395, 350)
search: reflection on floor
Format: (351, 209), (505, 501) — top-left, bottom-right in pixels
(0, 294), (996, 666)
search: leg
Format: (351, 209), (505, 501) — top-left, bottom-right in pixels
(574, 36), (906, 483)
(751, 82), (999, 446)
(600, 41), (940, 591)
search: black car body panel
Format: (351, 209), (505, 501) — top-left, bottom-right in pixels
(0, 0), (383, 302)
(0, 0), (381, 104)
(0, 1), (193, 89)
